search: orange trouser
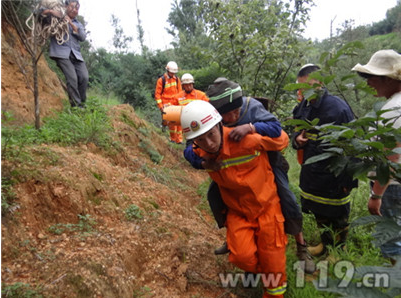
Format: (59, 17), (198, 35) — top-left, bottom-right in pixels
(226, 203), (287, 298)
(168, 123), (183, 143)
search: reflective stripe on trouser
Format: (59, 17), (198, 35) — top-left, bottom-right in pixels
(300, 190), (351, 206)
(168, 123), (183, 143)
(226, 203), (287, 297)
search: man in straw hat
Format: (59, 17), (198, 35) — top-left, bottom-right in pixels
(352, 49), (401, 262)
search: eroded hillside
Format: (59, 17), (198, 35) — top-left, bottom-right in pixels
(1, 102), (239, 297)
(1, 20), (236, 298)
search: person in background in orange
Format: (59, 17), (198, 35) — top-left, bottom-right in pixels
(181, 100), (288, 298)
(154, 61), (183, 143)
(176, 73), (209, 106)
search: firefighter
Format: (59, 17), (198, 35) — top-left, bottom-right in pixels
(181, 100), (288, 298)
(154, 61), (183, 143)
(292, 64), (358, 256)
(184, 78), (316, 273)
(176, 73), (209, 106)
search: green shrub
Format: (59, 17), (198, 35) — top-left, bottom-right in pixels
(125, 204), (143, 221)
(40, 99), (113, 148)
(1, 282), (43, 298)
(48, 214), (96, 235)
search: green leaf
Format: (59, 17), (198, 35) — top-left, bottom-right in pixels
(324, 147), (344, 154)
(304, 152), (334, 165)
(283, 82), (310, 91)
(340, 74), (356, 81)
(339, 128), (355, 139)
(376, 162), (390, 185)
(373, 101), (387, 112)
(361, 141), (384, 150)
(392, 147), (401, 154)
(283, 119), (316, 130)
(348, 162), (374, 180)
(351, 215), (384, 227)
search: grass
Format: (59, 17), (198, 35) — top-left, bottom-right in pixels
(1, 282), (43, 298)
(2, 98), (115, 158)
(48, 214), (97, 236)
(1, 176), (17, 216)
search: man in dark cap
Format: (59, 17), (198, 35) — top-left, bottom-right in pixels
(184, 78), (316, 273)
(292, 64), (358, 257)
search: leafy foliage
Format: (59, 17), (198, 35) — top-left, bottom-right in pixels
(167, 0), (212, 69)
(199, 0), (313, 106)
(286, 102), (401, 185)
(369, 1), (401, 35)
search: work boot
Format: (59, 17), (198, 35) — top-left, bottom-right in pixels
(296, 242), (316, 274)
(307, 242), (326, 257)
(214, 241), (230, 255)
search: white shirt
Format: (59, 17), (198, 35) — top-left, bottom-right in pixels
(381, 91), (401, 129)
(382, 91), (401, 183)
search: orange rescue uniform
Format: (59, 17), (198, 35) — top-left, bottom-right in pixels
(176, 89), (209, 106)
(194, 127), (289, 298)
(154, 73), (183, 143)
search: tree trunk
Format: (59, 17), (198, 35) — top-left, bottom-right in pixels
(33, 54), (40, 129)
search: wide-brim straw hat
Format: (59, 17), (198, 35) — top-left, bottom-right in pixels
(352, 49), (401, 81)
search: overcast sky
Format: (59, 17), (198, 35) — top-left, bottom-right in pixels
(79, 0), (398, 52)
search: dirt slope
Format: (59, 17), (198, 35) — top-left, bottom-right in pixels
(2, 104), (233, 297)
(1, 21), (235, 298)
(1, 21), (65, 126)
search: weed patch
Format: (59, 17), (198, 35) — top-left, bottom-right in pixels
(1, 282), (43, 298)
(48, 214), (97, 235)
(139, 139), (163, 164)
(125, 204), (143, 221)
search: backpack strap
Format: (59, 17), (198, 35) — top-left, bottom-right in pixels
(161, 74), (179, 94)
(161, 74), (166, 94)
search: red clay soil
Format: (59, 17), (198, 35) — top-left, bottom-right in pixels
(1, 21), (242, 298)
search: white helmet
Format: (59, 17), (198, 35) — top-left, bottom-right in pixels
(181, 101), (222, 140)
(181, 73), (194, 84)
(166, 61), (178, 73)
